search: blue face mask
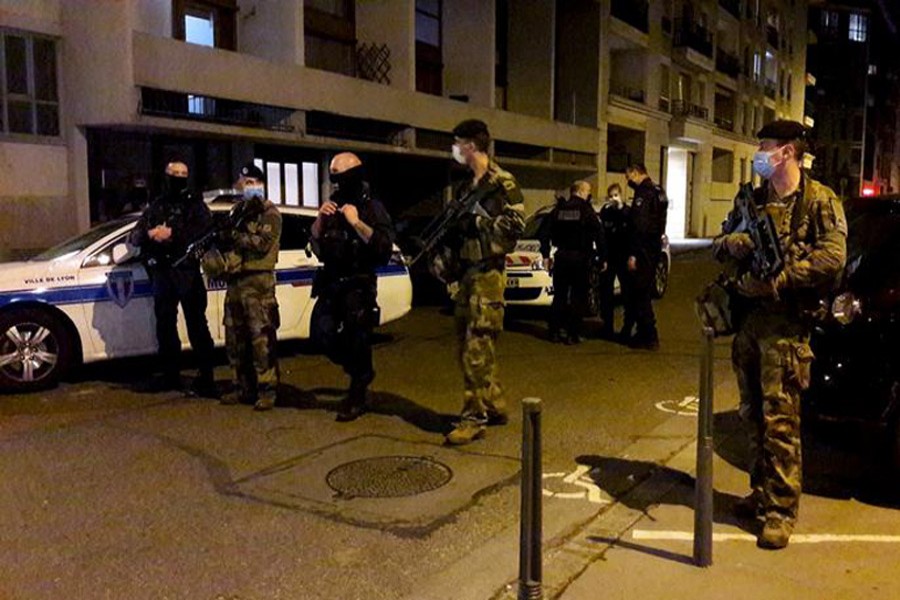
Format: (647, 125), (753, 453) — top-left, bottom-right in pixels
(243, 185), (264, 201)
(752, 147), (782, 180)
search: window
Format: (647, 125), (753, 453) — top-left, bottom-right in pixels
(659, 64), (671, 111)
(253, 159), (321, 207)
(849, 13), (867, 43)
(868, 64), (878, 75)
(712, 148), (734, 183)
(753, 52), (762, 82)
(173, 0), (236, 50)
(821, 10), (839, 36)
(304, 0), (356, 76)
(1, 29), (59, 137)
(416, 0), (443, 95)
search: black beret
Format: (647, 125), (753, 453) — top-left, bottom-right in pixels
(240, 163), (265, 180)
(757, 120), (808, 142)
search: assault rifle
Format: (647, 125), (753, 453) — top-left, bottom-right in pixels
(724, 183), (784, 279)
(172, 196), (265, 268)
(409, 184), (493, 266)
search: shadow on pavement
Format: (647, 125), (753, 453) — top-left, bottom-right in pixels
(276, 383), (455, 434)
(713, 409), (900, 510)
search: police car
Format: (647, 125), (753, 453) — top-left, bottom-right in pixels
(504, 206), (671, 312)
(0, 192), (413, 392)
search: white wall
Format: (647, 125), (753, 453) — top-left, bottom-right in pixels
(238, 0), (303, 65)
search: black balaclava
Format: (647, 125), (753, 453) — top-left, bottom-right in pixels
(329, 166), (366, 206)
(165, 174), (188, 197)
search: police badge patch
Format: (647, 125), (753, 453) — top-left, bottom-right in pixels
(106, 271), (134, 308)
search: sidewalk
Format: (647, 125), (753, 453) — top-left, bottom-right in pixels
(551, 420), (900, 600)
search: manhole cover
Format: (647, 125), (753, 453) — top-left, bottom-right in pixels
(326, 456), (453, 498)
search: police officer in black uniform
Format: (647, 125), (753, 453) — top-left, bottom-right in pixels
(540, 180), (605, 345)
(623, 163), (668, 350)
(598, 182), (631, 339)
(310, 152), (395, 422)
(130, 160), (217, 396)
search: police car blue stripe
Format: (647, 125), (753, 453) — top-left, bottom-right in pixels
(0, 265), (409, 308)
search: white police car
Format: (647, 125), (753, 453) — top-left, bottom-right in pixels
(0, 194), (412, 392)
(505, 206), (671, 311)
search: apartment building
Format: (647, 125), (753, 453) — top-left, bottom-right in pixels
(0, 0), (810, 258)
(807, 0), (900, 198)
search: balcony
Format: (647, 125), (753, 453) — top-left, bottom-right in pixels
(611, 0), (649, 34)
(766, 26), (779, 49)
(719, 0), (740, 19)
(714, 115), (734, 131)
(671, 99), (709, 120)
(609, 83), (646, 104)
(674, 19), (713, 58)
(715, 48), (741, 79)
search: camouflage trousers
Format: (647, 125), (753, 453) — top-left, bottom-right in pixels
(224, 272), (280, 401)
(454, 267), (506, 423)
(732, 310), (813, 521)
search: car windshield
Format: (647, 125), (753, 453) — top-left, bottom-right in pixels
(31, 218), (134, 262)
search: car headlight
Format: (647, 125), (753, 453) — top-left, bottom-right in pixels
(831, 292), (862, 325)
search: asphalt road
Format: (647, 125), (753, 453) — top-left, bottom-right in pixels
(2, 250), (894, 600)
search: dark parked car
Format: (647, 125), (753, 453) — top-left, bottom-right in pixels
(804, 194), (900, 467)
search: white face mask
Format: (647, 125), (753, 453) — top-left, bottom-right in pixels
(243, 184), (265, 200)
(611, 194), (621, 202)
(451, 143), (467, 165)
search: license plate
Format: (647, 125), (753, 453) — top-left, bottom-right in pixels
(506, 278), (519, 288)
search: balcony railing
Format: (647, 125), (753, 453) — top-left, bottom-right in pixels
(140, 88), (295, 132)
(610, 84), (646, 104)
(766, 26), (780, 49)
(715, 48), (741, 79)
(673, 19), (713, 58)
(714, 115), (734, 130)
(671, 99), (709, 120)
(719, 0), (740, 19)
(764, 79), (777, 98)
(611, 0), (649, 34)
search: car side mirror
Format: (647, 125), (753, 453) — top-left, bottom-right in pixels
(112, 243), (139, 265)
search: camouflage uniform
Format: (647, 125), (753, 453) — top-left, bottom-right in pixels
(447, 161), (525, 431)
(714, 174), (846, 523)
(221, 200), (282, 408)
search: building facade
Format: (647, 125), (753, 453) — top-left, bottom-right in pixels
(0, 0), (811, 258)
(807, 0), (900, 198)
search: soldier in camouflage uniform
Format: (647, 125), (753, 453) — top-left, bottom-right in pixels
(218, 164), (282, 411)
(714, 120), (846, 549)
(441, 119), (526, 445)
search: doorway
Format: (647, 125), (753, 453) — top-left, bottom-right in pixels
(664, 147), (694, 239)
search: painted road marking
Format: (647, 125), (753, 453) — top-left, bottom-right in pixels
(543, 464), (611, 505)
(632, 530), (900, 544)
(654, 396), (699, 416)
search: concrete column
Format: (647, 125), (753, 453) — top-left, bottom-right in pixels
(356, 0), (414, 91)
(238, 0), (303, 65)
(62, 0), (135, 125)
(443, 0), (495, 107)
(69, 128), (91, 234)
(506, 0), (554, 119)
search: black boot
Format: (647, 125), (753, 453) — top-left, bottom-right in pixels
(336, 380), (369, 422)
(190, 370), (219, 399)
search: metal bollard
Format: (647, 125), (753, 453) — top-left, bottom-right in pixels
(693, 327), (716, 567)
(519, 397), (543, 600)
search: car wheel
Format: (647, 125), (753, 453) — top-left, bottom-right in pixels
(0, 308), (73, 392)
(653, 256), (670, 299)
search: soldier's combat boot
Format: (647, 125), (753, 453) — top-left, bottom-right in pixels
(254, 391), (276, 412)
(445, 419), (487, 445)
(757, 516), (793, 550)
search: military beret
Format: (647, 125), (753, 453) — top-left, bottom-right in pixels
(757, 120), (808, 142)
(240, 163), (265, 180)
